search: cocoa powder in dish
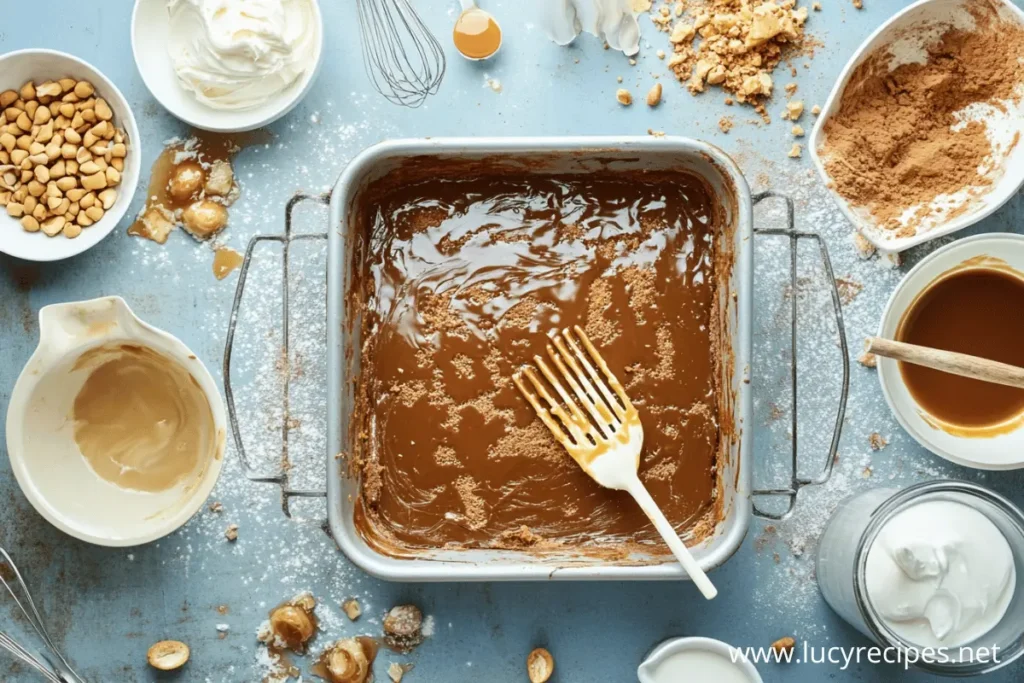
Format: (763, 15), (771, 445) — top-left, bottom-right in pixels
(820, 1), (1024, 237)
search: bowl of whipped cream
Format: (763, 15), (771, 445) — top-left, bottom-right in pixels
(131, 0), (323, 132)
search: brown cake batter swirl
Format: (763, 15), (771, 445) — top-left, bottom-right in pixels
(349, 169), (726, 556)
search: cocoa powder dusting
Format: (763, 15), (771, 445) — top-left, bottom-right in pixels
(821, 3), (1024, 236)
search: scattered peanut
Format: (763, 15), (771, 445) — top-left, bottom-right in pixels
(0, 78), (128, 239)
(147, 641), (190, 671)
(646, 82), (663, 107)
(527, 648), (555, 683)
(616, 88), (633, 106)
(771, 636), (796, 656)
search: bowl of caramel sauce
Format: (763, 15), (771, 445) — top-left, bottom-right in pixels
(878, 234), (1024, 469)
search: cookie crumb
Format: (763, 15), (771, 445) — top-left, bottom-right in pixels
(858, 351), (877, 368)
(224, 524), (238, 542)
(788, 143), (802, 158)
(719, 116), (734, 133)
(792, 125), (805, 137)
(343, 599), (362, 621)
(786, 100), (805, 121)
(869, 432), (888, 451)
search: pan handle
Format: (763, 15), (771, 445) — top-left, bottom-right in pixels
(750, 191), (850, 520)
(222, 192), (330, 519)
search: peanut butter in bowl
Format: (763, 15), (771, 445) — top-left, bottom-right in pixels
(71, 344), (217, 494)
(6, 296), (227, 546)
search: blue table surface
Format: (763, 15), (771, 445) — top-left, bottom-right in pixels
(3, 1), (1024, 681)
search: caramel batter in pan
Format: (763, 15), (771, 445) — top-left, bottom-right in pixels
(897, 267), (1024, 430)
(350, 172), (726, 555)
(73, 344), (216, 493)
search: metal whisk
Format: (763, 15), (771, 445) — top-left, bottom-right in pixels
(356, 0), (447, 107)
(0, 548), (86, 683)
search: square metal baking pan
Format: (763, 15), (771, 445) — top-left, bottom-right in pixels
(325, 137), (755, 581)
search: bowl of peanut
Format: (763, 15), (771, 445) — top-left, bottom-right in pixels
(0, 49), (140, 262)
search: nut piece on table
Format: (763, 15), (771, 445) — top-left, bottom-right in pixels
(147, 640), (190, 671)
(204, 159), (235, 197)
(616, 88), (633, 106)
(224, 523), (239, 541)
(382, 604), (424, 653)
(169, 160), (205, 202)
(342, 598), (362, 621)
(387, 661), (410, 682)
(314, 637), (376, 683)
(132, 207), (175, 244)
(646, 82), (663, 107)
(527, 647), (554, 683)
(183, 200), (228, 239)
(771, 636), (796, 657)
(261, 592), (318, 653)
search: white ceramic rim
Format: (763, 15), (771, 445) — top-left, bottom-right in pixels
(877, 233), (1024, 470)
(0, 48), (141, 262)
(5, 296), (227, 546)
(637, 636), (764, 683)
(808, 0), (1024, 253)
(130, 0), (324, 133)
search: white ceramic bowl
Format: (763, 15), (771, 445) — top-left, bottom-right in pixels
(131, 0), (324, 132)
(638, 637), (763, 683)
(877, 233), (1024, 470)
(0, 49), (141, 262)
(809, 0), (1024, 253)
(5, 296), (227, 547)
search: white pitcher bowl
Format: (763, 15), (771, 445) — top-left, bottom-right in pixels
(5, 296), (226, 546)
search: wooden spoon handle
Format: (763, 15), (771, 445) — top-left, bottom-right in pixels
(866, 337), (1024, 390)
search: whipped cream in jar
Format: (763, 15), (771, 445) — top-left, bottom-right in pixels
(816, 481), (1024, 675)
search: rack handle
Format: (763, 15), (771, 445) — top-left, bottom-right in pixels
(222, 192), (330, 519)
(750, 191), (850, 521)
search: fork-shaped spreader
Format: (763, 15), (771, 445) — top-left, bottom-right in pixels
(513, 326), (718, 600)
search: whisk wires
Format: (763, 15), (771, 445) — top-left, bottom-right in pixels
(357, 0), (447, 107)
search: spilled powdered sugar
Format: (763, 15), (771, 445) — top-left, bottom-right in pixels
(742, 160), (991, 641)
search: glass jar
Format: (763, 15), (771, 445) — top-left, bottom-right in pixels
(816, 480), (1024, 676)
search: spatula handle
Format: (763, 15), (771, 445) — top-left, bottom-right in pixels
(626, 479), (718, 600)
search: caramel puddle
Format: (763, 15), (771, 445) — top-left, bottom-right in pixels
(213, 246), (243, 280)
